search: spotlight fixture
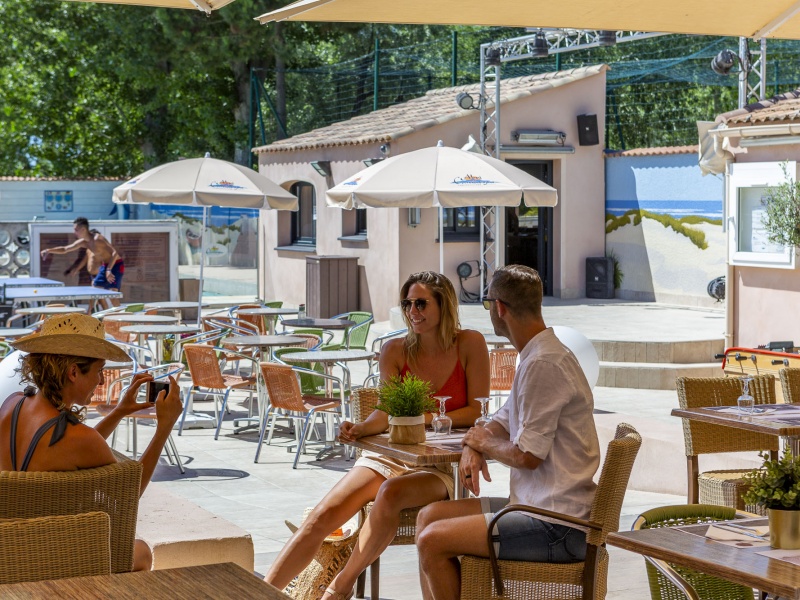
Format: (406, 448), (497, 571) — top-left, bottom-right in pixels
(598, 30), (617, 47)
(310, 160), (331, 177)
(485, 47), (502, 67)
(711, 49), (743, 76)
(363, 158), (384, 167)
(512, 129), (566, 146)
(456, 92), (476, 110)
(532, 31), (548, 58)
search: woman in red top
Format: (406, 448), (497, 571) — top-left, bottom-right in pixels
(265, 272), (490, 599)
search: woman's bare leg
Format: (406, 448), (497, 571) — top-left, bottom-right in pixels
(133, 539), (153, 571)
(325, 472), (449, 596)
(265, 466), (385, 590)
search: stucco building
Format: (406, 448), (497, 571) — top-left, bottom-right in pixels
(255, 65), (608, 319)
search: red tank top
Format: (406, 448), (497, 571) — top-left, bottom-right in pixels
(399, 357), (468, 413)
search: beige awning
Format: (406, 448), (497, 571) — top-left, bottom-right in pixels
(65, 0), (236, 13)
(256, 0), (800, 40)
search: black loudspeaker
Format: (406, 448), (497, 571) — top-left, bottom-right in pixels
(586, 257), (614, 299)
(577, 114), (599, 146)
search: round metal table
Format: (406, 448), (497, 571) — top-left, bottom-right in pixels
(103, 314), (179, 324)
(236, 308), (300, 335)
(15, 306), (87, 316)
(483, 333), (512, 348)
(0, 328), (34, 339)
(281, 318), (355, 330)
(120, 324), (200, 362)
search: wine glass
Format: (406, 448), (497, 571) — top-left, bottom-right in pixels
(431, 396), (452, 436)
(738, 376), (755, 416)
(475, 397), (492, 427)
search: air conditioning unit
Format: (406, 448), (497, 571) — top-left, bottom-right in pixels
(511, 129), (566, 146)
(585, 257), (615, 299)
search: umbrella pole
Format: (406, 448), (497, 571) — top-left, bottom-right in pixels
(197, 205), (207, 327)
(439, 206), (444, 274)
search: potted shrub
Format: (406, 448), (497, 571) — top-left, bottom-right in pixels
(761, 163), (800, 251)
(376, 374), (436, 444)
(743, 451), (800, 548)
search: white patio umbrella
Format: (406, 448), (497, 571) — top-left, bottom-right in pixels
(113, 155), (298, 320)
(326, 141), (557, 274)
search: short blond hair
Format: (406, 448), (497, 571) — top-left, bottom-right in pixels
(400, 271), (460, 365)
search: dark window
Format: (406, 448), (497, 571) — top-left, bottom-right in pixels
(290, 182), (316, 245)
(442, 207), (478, 235)
(355, 208), (368, 235)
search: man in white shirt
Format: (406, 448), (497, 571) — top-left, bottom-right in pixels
(416, 264), (600, 600)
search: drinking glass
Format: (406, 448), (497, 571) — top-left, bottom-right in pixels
(738, 376), (755, 416)
(431, 396), (452, 436)
(475, 397), (492, 427)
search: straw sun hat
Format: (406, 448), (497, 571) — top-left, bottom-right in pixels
(11, 313), (130, 362)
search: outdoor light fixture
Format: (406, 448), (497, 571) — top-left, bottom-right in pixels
(310, 160), (331, 177)
(711, 49), (744, 76)
(532, 31), (548, 58)
(598, 31), (617, 47)
(363, 158), (384, 167)
(485, 47), (502, 67)
(512, 129), (566, 146)
(456, 92), (477, 110)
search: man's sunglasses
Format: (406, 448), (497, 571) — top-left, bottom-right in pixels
(401, 298), (430, 312)
(482, 297), (510, 310)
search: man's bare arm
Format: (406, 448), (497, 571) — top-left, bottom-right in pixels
(41, 238), (87, 259)
(462, 421), (542, 471)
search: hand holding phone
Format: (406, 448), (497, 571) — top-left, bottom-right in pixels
(147, 380), (170, 403)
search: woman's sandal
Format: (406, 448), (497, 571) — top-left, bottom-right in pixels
(322, 587), (354, 600)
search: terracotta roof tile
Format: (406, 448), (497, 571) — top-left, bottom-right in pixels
(717, 89), (800, 125)
(605, 145), (698, 158)
(254, 65), (608, 154)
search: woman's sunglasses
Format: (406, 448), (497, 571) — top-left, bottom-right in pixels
(401, 298), (430, 312)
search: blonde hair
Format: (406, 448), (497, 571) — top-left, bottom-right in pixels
(18, 354), (97, 420)
(400, 271), (460, 365)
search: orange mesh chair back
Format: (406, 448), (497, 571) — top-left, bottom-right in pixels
(490, 348), (517, 393)
(183, 344), (227, 389)
(260, 362), (309, 413)
(103, 319), (134, 343)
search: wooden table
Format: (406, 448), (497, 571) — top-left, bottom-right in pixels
(0, 562), (291, 599)
(281, 317), (355, 330)
(236, 307), (300, 334)
(672, 404), (800, 454)
(608, 521), (800, 599)
(345, 431), (469, 499)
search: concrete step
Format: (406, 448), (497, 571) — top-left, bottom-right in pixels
(599, 361), (723, 390)
(593, 339), (724, 365)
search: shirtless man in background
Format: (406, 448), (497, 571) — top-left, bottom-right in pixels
(40, 217), (124, 306)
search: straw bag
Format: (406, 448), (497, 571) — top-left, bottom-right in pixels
(283, 507), (365, 600)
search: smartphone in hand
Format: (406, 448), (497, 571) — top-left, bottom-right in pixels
(147, 380), (170, 403)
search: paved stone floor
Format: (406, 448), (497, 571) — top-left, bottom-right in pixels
(98, 299), (725, 599)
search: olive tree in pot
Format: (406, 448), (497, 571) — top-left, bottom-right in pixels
(376, 374), (436, 444)
(743, 450), (800, 548)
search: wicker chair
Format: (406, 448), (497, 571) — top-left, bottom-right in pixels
(633, 504), (755, 600)
(459, 422), (642, 600)
(181, 343), (257, 438)
(780, 368), (800, 404)
(490, 348), (518, 410)
(0, 458), (142, 573)
(351, 387), (424, 600)
(0, 512), (112, 584)
(676, 375), (778, 510)
(256, 362), (341, 467)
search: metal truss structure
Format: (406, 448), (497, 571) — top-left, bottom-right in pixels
(738, 37), (767, 108)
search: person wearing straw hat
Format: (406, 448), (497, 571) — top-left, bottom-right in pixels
(0, 313), (184, 571)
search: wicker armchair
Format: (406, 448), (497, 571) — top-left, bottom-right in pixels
(780, 368), (800, 404)
(490, 348), (518, 409)
(0, 512), (111, 584)
(351, 387), (424, 600)
(0, 458), (142, 573)
(676, 375), (778, 510)
(633, 504), (755, 600)
(459, 423), (641, 600)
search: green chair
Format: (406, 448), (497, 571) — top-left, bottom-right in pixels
(290, 328), (332, 347)
(339, 311), (373, 350)
(633, 504), (756, 600)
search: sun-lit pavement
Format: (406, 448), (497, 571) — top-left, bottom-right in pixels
(95, 299), (722, 599)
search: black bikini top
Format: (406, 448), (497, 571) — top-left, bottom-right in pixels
(9, 388), (80, 472)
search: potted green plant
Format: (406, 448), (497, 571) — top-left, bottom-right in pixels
(743, 450), (800, 548)
(761, 162), (800, 251)
(376, 374), (436, 444)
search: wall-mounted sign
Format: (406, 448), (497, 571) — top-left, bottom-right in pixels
(44, 191), (73, 213)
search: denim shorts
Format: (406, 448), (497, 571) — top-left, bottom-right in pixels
(480, 497), (587, 562)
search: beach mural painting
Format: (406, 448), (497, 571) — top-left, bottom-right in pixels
(605, 150), (725, 306)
